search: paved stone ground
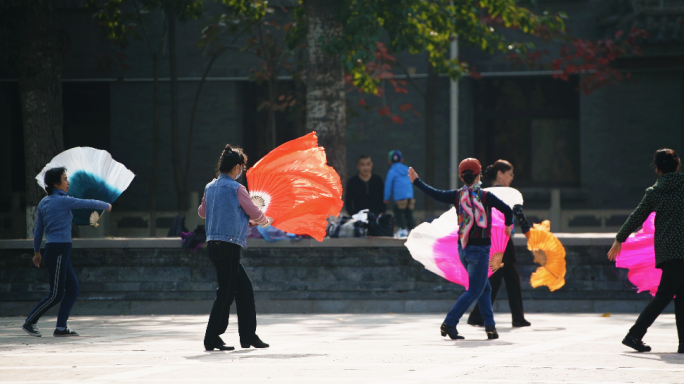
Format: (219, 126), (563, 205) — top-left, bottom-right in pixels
(0, 313), (682, 384)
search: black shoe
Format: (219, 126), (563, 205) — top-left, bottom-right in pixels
(622, 335), (651, 352)
(440, 322), (465, 340)
(22, 323), (41, 337)
(467, 318), (484, 327)
(512, 320), (531, 327)
(241, 335), (269, 349)
(205, 337), (234, 351)
(485, 325), (499, 340)
(678, 343), (683, 353)
(53, 327), (79, 337)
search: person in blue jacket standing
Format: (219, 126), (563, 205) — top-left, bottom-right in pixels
(23, 167), (112, 338)
(384, 150), (415, 233)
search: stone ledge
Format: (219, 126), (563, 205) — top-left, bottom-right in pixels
(0, 233), (616, 249)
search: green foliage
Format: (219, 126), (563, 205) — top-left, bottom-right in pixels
(87, 0), (203, 48)
(289, 0), (566, 94)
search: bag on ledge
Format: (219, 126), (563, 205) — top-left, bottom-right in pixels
(326, 216), (367, 238)
(181, 225), (206, 252)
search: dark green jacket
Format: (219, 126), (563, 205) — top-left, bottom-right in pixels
(616, 172), (684, 267)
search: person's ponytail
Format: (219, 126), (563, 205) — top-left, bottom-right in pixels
(484, 160), (513, 181)
(216, 144), (247, 175)
(653, 148), (680, 174)
(461, 170), (477, 185)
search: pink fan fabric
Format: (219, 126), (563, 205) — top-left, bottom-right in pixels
(615, 212), (660, 296)
(430, 209), (507, 290)
(489, 208), (510, 256)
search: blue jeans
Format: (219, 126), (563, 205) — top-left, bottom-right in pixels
(444, 244), (495, 327)
(25, 243), (79, 328)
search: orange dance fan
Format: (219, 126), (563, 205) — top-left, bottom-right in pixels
(246, 132), (343, 241)
(527, 221), (566, 291)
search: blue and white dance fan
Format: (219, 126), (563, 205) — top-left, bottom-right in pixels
(35, 147), (135, 226)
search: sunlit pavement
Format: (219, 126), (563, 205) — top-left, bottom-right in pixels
(0, 313), (682, 383)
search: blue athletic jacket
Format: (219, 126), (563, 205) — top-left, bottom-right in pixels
(384, 162), (414, 201)
(33, 190), (110, 252)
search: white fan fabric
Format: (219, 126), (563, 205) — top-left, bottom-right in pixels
(35, 147), (135, 193)
(405, 207), (459, 281)
(484, 187), (523, 208)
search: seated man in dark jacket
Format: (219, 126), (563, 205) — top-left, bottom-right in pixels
(345, 155), (386, 216)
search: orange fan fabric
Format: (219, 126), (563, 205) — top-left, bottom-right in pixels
(246, 132), (343, 241)
(527, 223), (566, 292)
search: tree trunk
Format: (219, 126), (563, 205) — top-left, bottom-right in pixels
(149, 53), (160, 237)
(18, 10), (69, 238)
(168, 17), (187, 213)
(423, 63), (439, 220)
(305, 0), (347, 183)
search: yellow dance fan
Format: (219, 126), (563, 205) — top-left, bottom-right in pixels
(527, 221), (566, 291)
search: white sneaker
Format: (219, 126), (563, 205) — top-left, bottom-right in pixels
(393, 228), (409, 238)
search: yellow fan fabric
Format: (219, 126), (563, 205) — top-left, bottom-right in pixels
(527, 226), (566, 291)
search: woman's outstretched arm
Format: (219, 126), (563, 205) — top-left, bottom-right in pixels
(409, 166), (457, 204)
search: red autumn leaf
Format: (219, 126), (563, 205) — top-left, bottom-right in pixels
(378, 106), (391, 117)
(390, 115), (403, 124)
(358, 98), (367, 107)
(394, 86), (408, 94)
(399, 103), (412, 112)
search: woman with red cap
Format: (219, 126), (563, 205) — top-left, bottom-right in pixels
(408, 158), (514, 340)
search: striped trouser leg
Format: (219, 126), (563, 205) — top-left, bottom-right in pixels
(25, 243), (69, 325)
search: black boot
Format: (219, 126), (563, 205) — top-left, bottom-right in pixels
(440, 322), (464, 340)
(467, 317), (484, 327)
(485, 325), (499, 340)
(622, 335), (651, 352)
(241, 334), (269, 349)
(512, 320), (531, 327)
(204, 336), (234, 351)
(677, 343), (683, 353)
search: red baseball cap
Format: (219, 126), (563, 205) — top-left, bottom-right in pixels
(459, 158), (482, 175)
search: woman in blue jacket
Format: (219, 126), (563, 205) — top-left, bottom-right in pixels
(23, 167), (111, 337)
(198, 145), (273, 351)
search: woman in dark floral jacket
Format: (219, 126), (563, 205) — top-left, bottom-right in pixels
(608, 148), (684, 354)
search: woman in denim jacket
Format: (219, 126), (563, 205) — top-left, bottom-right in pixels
(198, 145), (273, 351)
(22, 167), (111, 338)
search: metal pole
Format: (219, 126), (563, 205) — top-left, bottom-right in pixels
(449, 38), (459, 190)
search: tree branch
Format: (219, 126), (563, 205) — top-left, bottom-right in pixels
(394, 58), (426, 99)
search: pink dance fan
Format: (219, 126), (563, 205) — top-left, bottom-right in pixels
(405, 208), (493, 289)
(615, 212), (660, 296)
(485, 187), (523, 271)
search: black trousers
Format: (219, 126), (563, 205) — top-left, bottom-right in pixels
(25, 243), (79, 328)
(204, 241), (257, 345)
(468, 238), (526, 324)
(629, 259), (684, 342)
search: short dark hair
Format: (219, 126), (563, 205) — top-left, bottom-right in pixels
(484, 160), (513, 181)
(216, 144), (248, 175)
(653, 148), (680, 174)
(358, 154), (371, 162)
(44, 167), (66, 195)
